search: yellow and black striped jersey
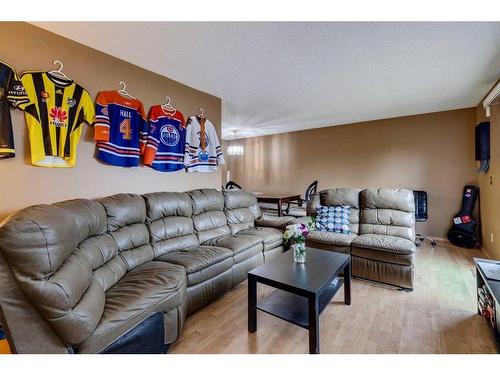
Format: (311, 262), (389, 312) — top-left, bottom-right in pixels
(0, 61), (29, 159)
(21, 71), (95, 167)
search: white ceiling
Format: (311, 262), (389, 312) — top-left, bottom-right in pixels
(34, 22), (500, 139)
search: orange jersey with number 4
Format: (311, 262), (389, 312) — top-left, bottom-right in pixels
(93, 91), (147, 167)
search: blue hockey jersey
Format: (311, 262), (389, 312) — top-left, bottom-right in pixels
(94, 91), (147, 167)
(144, 105), (186, 172)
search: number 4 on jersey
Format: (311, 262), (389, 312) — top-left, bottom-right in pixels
(119, 118), (132, 140)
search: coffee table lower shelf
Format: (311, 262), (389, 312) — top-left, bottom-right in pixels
(248, 249), (351, 354)
(256, 277), (344, 329)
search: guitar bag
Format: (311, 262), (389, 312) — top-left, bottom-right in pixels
(447, 185), (479, 248)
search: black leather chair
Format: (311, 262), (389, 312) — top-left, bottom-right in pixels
(413, 190), (436, 247)
(283, 180), (318, 217)
(225, 181), (242, 190)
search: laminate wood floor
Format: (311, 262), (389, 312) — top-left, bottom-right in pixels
(170, 242), (498, 354)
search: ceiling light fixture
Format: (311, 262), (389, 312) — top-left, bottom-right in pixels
(227, 130), (244, 156)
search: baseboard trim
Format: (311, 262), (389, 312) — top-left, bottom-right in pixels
(480, 247), (494, 260)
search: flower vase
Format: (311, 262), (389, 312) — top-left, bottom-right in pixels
(292, 242), (306, 263)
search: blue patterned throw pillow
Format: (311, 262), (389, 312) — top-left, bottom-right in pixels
(315, 205), (351, 234)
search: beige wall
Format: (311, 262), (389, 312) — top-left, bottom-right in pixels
(476, 84), (500, 259)
(0, 23), (222, 221)
(225, 108), (478, 238)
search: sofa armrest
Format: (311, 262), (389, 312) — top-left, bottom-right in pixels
(254, 216), (295, 229)
(287, 216), (312, 226)
(0, 253), (69, 353)
(255, 216), (312, 229)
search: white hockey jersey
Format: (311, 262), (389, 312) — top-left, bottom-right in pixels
(184, 116), (225, 172)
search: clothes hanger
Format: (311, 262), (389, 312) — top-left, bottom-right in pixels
(47, 60), (70, 80)
(161, 96), (176, 116)
(197, 107), (205, 120)
(117, 81), (136, 100)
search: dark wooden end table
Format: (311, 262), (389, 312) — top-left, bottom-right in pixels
(248, 247), (351, 354)
(255, 193), (301, 217)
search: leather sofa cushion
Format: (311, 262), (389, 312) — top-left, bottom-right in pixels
(157, 246), (233, 286)
(111, 224), (154, 270)
(203, 234), (263, 256)
(359, 188), (415, 242)
(351, 234), (416, 255)
(361, 208), (414, 227)
(54, 199), (107, 237)
(143, 192), (199, 257)
(223, 189), (261, 213)
(189, 189), (224, 215)
(359, 223), (415, 242)
(151, 233), (199, 258)
(223, 190), (262, 234)
(98, 194), (146, 232)
(77, 261), (186, 353)
(143, 192), (192, 222)
(254, 216), (295, 229)
(79, 234), (126, 292)
(237, 227), (283, 251)
(99, 193), (154, 272)
(307, 188), (361, 234)
(320, 188), (361, 208)
(225, 208), (256, 233)
(193, 211), (231, 243)
(307, 230), (357, 247)
(189, 189), (231, 243)
(185, 257), (234, 287)
(361, 188), (415, 211)
(232, 244), (263, 264)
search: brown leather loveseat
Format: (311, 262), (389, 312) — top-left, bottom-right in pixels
(306, 188), (416, 291)
(0, 188), (291, 354)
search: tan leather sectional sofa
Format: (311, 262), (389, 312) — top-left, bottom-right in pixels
(0, 189), (294, 354)
(0, 186), (415, 354)
(306, 188), (416, 291)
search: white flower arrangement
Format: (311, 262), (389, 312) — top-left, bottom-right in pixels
(283, 220), (314, 245)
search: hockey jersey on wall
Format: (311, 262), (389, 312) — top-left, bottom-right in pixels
(21, 71), (95, 167)
(144, 105), (186, 172)
(0, 61), (29, 159)
(94, 91), (147, 167)
(184, 116), (224, 172)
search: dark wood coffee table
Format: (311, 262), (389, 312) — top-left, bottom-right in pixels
(255, 193), (301, 216)
(248, 247), (351, 354)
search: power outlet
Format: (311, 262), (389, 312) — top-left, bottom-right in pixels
(491, 233), (494, 243)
